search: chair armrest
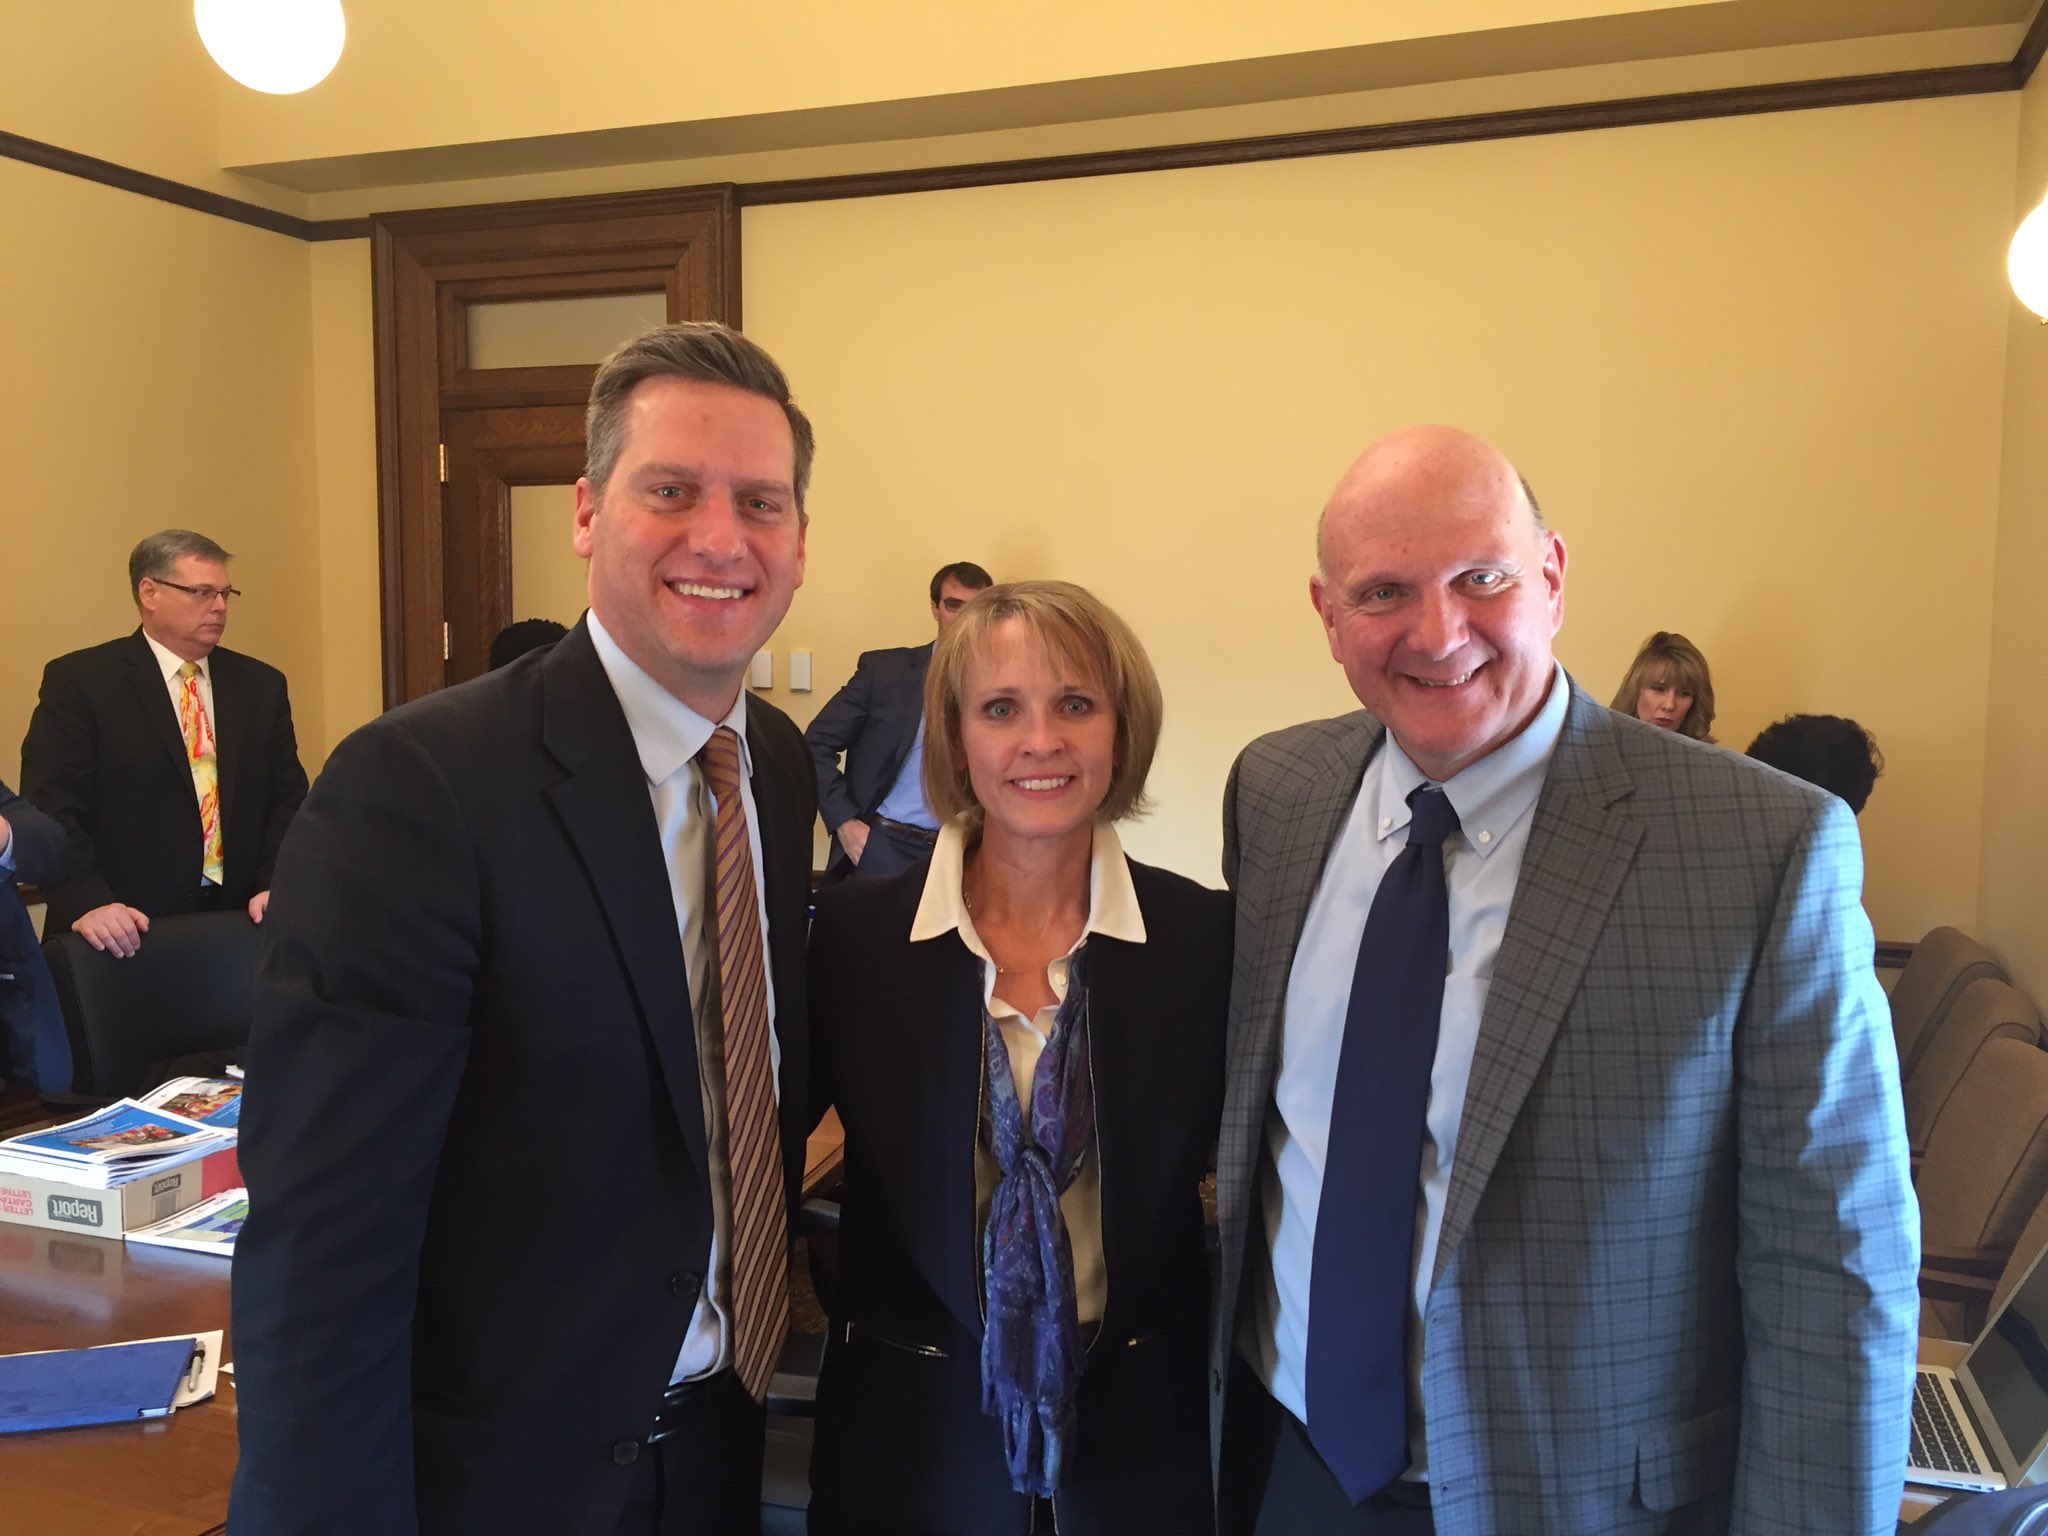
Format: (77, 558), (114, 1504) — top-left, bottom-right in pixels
(1920, 1270), (1997, 1306)
(1921, 1245), (2006, 1279)
(795, 1198), (840, 1238)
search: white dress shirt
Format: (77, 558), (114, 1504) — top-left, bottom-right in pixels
(909, 817), (1146, 1325)
(1244, 662), (1569, 1477)
(586, 610), (780, 1384)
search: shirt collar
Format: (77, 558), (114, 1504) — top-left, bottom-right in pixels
(586, 609), (750, 787)
(910, 816), (1147, 950)
(1372, 660), (1569, 860)
(144, 631), (209, 684)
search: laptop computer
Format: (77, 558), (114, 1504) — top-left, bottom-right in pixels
(1909, 1237), (2048, 1493)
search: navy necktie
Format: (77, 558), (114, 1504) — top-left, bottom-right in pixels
(1305, 783), (1461, 1503)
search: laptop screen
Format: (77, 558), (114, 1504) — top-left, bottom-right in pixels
(1968, 1243), (2048, 1478)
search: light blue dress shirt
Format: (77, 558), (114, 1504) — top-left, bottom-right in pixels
(872, 710), (938, 829)
(1244, 662), (1569, 1478)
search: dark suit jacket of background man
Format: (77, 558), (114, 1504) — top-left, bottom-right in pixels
(20, 629), (308, 931)
(804, 642), (932, 880)
(1214, 682), (1917, 1535)
(228, 621), (816, 1536)
(0, 780), (70, 1090)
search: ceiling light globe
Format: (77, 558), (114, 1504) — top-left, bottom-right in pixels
(2009, 198), (2048, 321)
(194, 0), (346, 96)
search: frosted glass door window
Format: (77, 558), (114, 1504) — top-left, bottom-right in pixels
(468, 292), (668, 370)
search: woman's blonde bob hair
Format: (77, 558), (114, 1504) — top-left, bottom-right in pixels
(921, 580), (1163, 828)
(1609, 630), (1717, 742)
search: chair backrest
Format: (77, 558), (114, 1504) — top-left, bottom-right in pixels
(1893, 926), (2007, 1082)
(1905, 978), (2044, 1153)
(41, 911), (264, 1099)
(1918, 1037), (2048, 1330)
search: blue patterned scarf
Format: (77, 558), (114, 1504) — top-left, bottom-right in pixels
(979, 946), (1094, 1497)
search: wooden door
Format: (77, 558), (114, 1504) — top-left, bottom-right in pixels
(372, 188), (739, 706)
(439, 404), (586, 686)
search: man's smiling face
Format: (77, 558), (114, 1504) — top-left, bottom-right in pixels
(574, 375), (806, 718)
(1310, 425), (1566, 782)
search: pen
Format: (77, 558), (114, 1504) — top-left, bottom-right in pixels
(184, 1340), (206, 1393)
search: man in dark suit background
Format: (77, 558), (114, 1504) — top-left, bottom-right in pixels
(1213, 426), (1915, 1534)
(805, 559), (990, 882)
(0, 781), (70, 1090)
(20, 529), (307, 958)
(230, 323), (821, 1535)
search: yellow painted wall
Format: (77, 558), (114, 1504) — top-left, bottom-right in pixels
(1, 158), (323, 780)
(308, 239), (381, 764)
(745, 93), (2016, 937)
(1981, 69), (2048, 1001)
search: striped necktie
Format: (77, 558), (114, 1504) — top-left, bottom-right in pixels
(699, 725), (789, 1403)
(175, 661), (225, 886)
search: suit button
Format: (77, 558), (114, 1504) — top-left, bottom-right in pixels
(669, 1270), (702, 1301)
(612, 1440), (640, 1466)
(1212, 1370), (1224, 1394)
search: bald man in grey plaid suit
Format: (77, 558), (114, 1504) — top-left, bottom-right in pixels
(1211, 426), (1917, 1535)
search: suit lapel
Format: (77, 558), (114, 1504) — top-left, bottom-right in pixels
(122, 631), (191, 784)
(743, 695), (810, 1161)
(905, 923), (988, 1337)
(1228, 716), (1382, 1153)
(541, 625), (710, 1183)
(1430, 687), (1642, 1285)
(1085, 927), (1149, 1343)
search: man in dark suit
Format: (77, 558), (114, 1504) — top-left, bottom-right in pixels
(230, 323), (820, 1536)
(20, 529), (307, 958)
(805, 560), (991, 882)
(1213, 426), (1916, 1534)
(0, 781), (70, 1090)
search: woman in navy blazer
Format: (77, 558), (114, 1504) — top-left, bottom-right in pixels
(807, 581), (1229, 1536)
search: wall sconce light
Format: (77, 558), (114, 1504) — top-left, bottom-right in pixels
(194, 0), (346, 95)
(2009, 197), (2048, 322)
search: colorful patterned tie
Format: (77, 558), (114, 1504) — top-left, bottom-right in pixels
(175, 661), (225, 886)
(700, 726), (789, 1403)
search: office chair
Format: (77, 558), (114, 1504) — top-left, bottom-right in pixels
(763, 1196), (840, 1534)
(40, 909), (264, 1101)
(1893, 927), (2008, 1083)
(1917, 1037), (2048, 1342)
(1904, 978), (2043, 1157)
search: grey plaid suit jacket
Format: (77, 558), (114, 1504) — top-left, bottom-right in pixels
(1212, 679), (1917, 1536)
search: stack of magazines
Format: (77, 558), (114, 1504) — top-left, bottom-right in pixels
(0, 1093), (236, 1191)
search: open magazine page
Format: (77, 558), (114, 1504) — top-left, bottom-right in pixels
(136, 1077), (243, 1132)
(124, 1189), (246, 1257)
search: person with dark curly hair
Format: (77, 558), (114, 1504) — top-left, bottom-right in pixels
(1747, 714), (1884, 814)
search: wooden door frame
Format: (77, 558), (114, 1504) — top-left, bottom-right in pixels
(371, 186), (740, 706)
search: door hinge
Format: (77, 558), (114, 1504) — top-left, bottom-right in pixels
(443, 621), (452, 662)
(438, 442), (448, 483)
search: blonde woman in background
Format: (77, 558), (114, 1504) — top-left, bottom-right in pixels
(1611, 630), (1717, 742)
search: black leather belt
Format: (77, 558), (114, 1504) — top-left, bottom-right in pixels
(867, 813), (938, 845)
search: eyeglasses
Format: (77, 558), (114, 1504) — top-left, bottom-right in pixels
(151, 579), (243, 604)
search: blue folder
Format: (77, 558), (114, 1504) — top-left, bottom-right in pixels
(0, 1337), (194, 1435)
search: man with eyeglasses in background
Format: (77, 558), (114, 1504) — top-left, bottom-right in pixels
(21, 529), (308, 958)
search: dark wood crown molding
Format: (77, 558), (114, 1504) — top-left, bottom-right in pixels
(739, 62), (2014, 207)
(0, 128), (343, 240)
(3, 30), (2040, 238)
(2017, 0), (2048, 88)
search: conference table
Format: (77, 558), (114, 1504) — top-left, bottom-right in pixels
(0, 1109), (847, 1536)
